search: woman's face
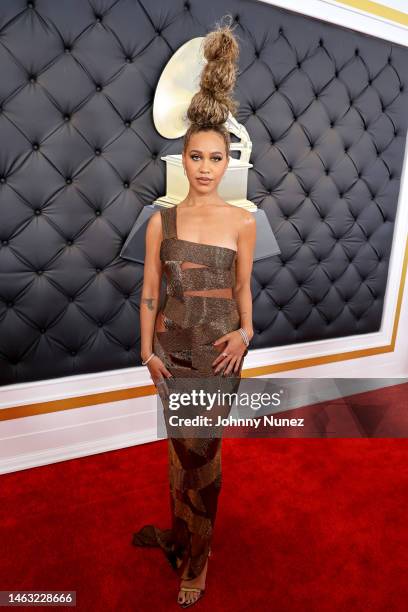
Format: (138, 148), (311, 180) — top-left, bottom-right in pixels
(182, 131), (229, 193)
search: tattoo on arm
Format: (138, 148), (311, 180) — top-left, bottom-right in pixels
(142, 297), (156, 311)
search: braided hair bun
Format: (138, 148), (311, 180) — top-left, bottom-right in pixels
(183, 16), (240, 154)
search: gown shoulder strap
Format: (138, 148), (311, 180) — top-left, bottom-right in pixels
(160, 206), (177, 240)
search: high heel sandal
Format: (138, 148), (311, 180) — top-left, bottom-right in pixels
(178, 549), (211, 608)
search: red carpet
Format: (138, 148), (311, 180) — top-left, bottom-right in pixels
(1, 422), (407, 610)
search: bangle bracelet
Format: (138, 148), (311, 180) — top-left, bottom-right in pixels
(142, 352), (155, 365)
(238, 328), (249, 347)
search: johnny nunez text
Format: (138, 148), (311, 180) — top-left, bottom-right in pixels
(167, 415), (305, 428)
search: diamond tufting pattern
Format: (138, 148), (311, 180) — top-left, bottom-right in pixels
(0, 1), (407, 384)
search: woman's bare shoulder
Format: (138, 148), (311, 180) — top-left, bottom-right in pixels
(223, 203), (254, 228)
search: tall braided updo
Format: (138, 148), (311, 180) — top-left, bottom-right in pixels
(183, 17), (240, 157)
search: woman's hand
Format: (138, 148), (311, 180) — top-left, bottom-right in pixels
(144, 354), (173, 400)
(211, 331), (248, 375)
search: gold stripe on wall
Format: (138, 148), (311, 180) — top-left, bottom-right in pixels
(334, 0), (408, 25)
(1, 235), (407, 421)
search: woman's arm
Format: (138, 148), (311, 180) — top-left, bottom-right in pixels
(140, 211), (163, 362)
(233, 211), (256, 341)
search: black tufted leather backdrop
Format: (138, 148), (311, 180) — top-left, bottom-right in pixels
(0, 0), (407, 385)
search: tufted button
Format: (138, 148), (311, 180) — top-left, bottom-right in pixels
(330, 121), (334, 127)
(95, 14), (102, 22)
(125, 56), (131, 63)
(287, 165), (292, 171)
(345, 147), (349, 153)
(33, 143), (39, 150)
(400, 85), (404, 92)
(96, 84), (102, 92)
(35, 208), (41, 215)
(235, 15), (240, 22)
(389, 173), (393, 180)
(124, 120), (131, 127)
(319, 38), (323, 46)
(156, 28), (161, 35)
(2, 240), (8, 245)
(37, 270), (43, 275)
(152, 153), (157, 159)
(184, 1), (190, 9)
(123, 181), (129, 188)
(325, 168), (330, 175)
(98, 322), (103, 327)
(65, 46), (71, 53)
(339, 192), (343, 198)
(315, 93), (318, 99)
(29, 75), (36, 83)
(71, 350), (76, 356)
(271, 139), (275, 145)
(95, 148), (101, 155)
(70, 296), (74, 302)
(96, 268), (101, 273)
(279, 27), (283, 34)
(41, 328), (45, 334)
(95, 209), (101, 216)
(358, 171), (361, 178)
(297, 61), (301, 68)
(255, 51), (259, 58)
(0, 177), (6, 183)
(66, 177), (72, 184)
(64, 114), (70, 121)
(335, 70), (338, 77)
(283, 215), (288, 220)
(278, 305), (281, 310)
(7, 301), (13, 307)
(27, 2), (34, 7)
(368, 79), (372, 85)
(355, 48), (359, 56)
(388, 56), (391, 64)
(125, 294), (130, 299)
(275, 85), (279, 91)
(125, 346), (130, 351)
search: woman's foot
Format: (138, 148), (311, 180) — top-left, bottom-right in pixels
(178, 555), (209, 606)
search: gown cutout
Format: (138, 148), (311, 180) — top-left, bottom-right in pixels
(132, 205), (248, 579)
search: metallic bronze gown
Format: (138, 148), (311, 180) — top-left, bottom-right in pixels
(132, 205), (248, 580)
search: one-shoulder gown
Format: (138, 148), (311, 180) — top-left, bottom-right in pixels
(132, 204), (248, 580)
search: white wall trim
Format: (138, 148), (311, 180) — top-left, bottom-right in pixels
(256, 0), (407, 44)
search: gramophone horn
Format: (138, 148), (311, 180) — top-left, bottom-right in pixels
(153, 37), (205, 139)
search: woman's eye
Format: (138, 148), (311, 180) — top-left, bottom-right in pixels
(190, 155), (222, 161)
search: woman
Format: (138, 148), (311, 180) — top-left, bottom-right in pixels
(133, 22), (256, 607)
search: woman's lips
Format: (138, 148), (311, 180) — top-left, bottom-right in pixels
(197, 177), (212, 184)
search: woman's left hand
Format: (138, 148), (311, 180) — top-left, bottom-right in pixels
(211, 331), (248, 375)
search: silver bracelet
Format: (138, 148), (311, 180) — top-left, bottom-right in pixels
(142, 352), (156, 365)
(238, 328), (249, 347)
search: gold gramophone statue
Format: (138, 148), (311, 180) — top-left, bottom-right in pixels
(152, 37), (256, 212)
(120, 36), (281, 264)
